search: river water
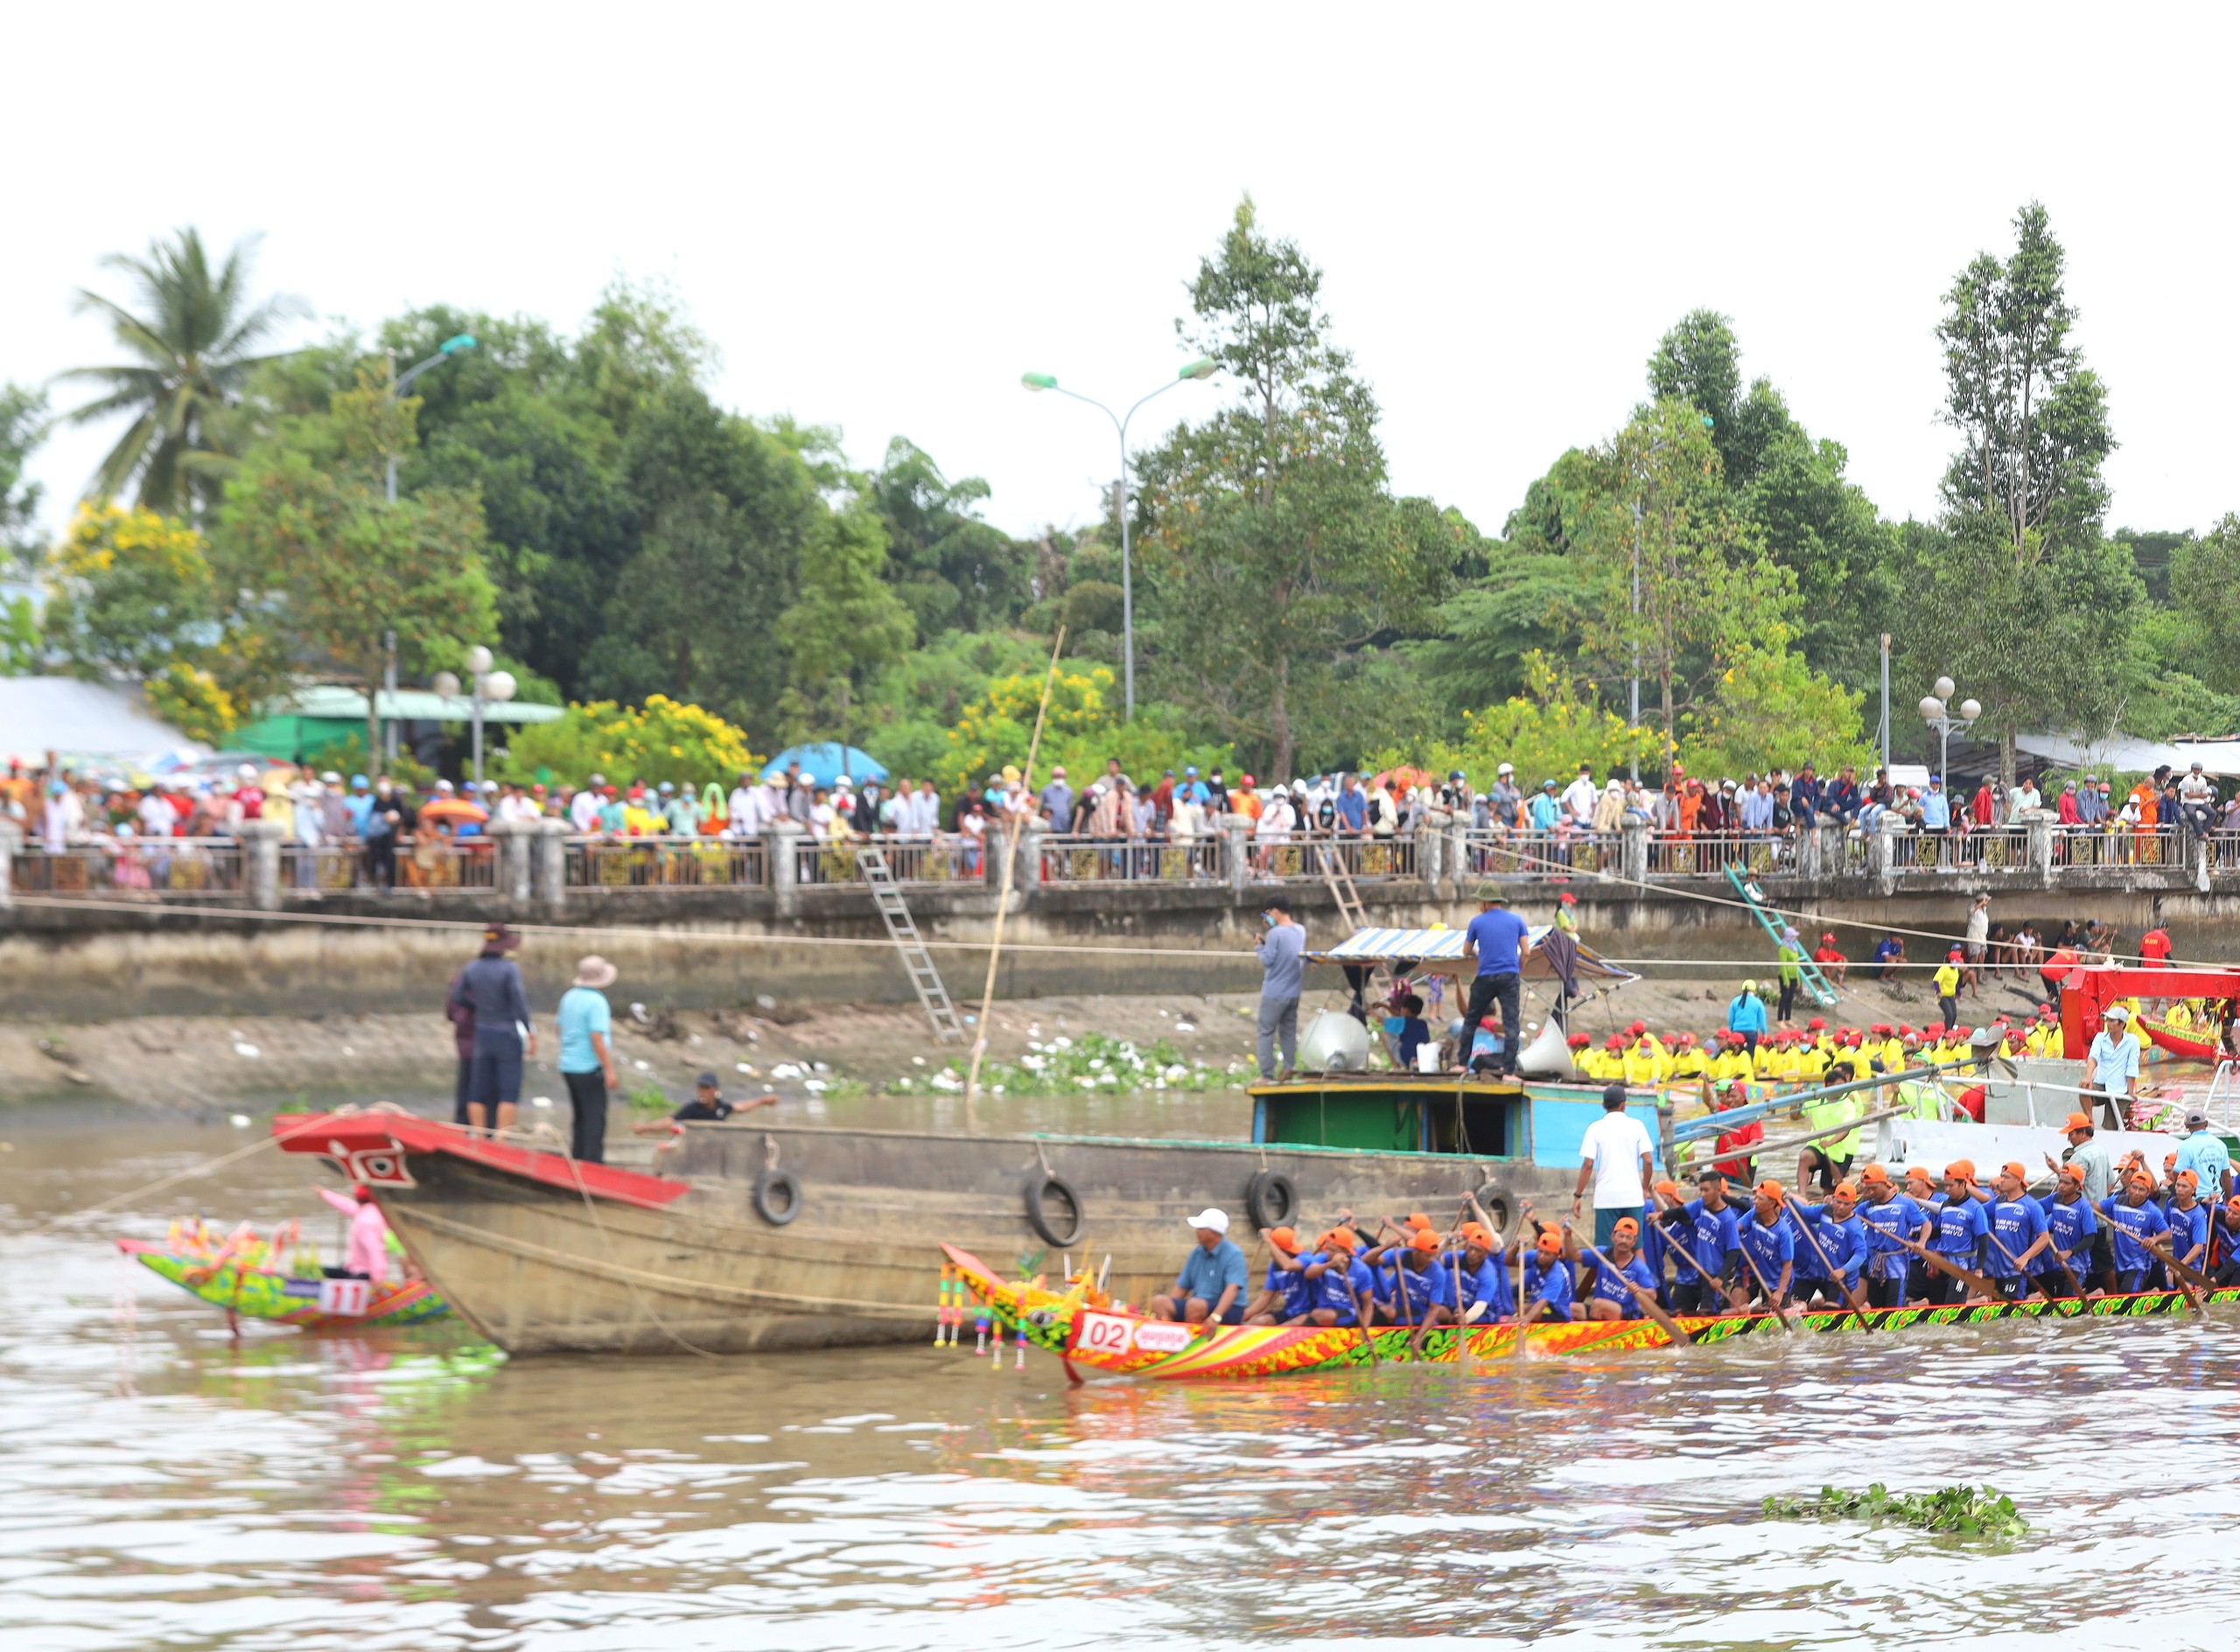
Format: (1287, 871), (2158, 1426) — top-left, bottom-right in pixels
(4, 1096), (2236, 1651)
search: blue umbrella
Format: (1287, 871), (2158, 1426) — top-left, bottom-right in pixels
(760, 743), (889, 787)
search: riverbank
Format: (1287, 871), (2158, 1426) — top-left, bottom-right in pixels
(0, 962), (2063, 1111)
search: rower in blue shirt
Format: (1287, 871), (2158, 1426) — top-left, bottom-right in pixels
(1789, 1181), (1871, 1307)
(1376, 1229), (1458, 1330)
(2026, 1161), (2098, 1299)
(1980, 1162), (2049, 1302)
(1244, 1226), (1322, 1326)
(1653, 1170), (1742, 1315)
(1305, 1228), (1378, 1326)
(1450, 1221), (1516, 1325)
(1736, 1181), (1796, 1310)
(2098, 1170), (2173, 1293)
(1515, 1226), (1576, 1324)
(1576, 1218), (1660, 1320)
(1854, 1163), (1928, 1309)
(2160, 1170), (2211, 1288)
(1925, 1161), (1992, 1305)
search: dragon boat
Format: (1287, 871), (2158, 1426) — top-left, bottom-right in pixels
(120, 1219), (451, 1333)
(940, 1242), (2235, 1380)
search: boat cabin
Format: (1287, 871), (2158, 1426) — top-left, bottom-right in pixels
(1248, 1070), (1662, 1170)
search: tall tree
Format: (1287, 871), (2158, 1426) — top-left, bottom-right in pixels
(1136, 196), (1450, 777)
(864, 438), (1030, 636)
(58, 229), (304, 514)
(1936, 201), (2113, 556)
(1565, 398), (1794, 765)
(2171, 514), (2240, 694)
(216, 369), (497, 760)
(778, 505), (916, 749)
(1, 383), (46, 578)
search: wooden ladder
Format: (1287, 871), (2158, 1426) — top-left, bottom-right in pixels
(857, 844), (966, 1043)
(1312, 835), (1368, 933)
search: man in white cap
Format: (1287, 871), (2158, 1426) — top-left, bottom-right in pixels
(556, 956), (620, 1162)
(1149, 1208), (1248, 1326)
(2082, 1004), (2140, 1130)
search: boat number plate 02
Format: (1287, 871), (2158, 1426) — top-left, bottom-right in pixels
(317, 1277), (373, 1316)
(1075, 1311), (1195, 1356)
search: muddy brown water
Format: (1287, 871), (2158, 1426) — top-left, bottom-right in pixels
(4, 1092), (2236, 1650)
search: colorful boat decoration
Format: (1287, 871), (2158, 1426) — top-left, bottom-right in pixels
(2136, 1013), (2221, 1065)
(119, 1219), (451, 1332)
(940, 1243), (2231, 1380)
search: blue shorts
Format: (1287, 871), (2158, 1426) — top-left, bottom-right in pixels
(470, 1041), (523, 1106)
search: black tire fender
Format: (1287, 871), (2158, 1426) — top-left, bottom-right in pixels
(752, 1167), (802, 1226)
(1024, 1173), (1085, 1248)
(1245, 1169), (1297, 1232)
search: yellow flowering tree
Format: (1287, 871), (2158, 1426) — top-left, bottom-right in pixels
(934, 664), (1233, 802)
(496, 694), (760, 790)
(1365, 651), (1660, 790)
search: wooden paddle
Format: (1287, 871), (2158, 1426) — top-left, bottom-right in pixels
(1780, 1195), (1871, 1327)
(1341, 1268), (1381, 1367)
(1978, 1225), (2082, 1318)
(1858, 1218), (2002, 1301)
(2146, 1232), (2211, 1312)
(1571, 1228), (1693, 1348)
(1732, 1223), (1797, 1334)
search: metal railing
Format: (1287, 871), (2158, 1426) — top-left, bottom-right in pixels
(396, 836), (499, 889)
(1645, 832), (1776, 878)
(1306, 835), (1418, 881)
(1039, 833), (1222, 885)
(793, 833), (980, 887)
(568, 836), (769, 889)
(278, 844), (359, 892)
(2053, 823), (2181, 868)
(12, 838), (247, 898)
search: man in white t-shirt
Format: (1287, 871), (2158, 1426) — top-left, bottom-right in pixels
(1561, 764), (1600, 829)
(1572, 1085), (1656, 1249)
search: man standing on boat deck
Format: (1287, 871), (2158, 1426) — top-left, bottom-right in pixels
(1254, 900), (1305, 1080)
(556, 956), (620, 1163)
(1573, 1084), (1655, 1250)
(449, 923), (536, 1135)
(1460, 885), (1533, 1077)
(2081, 1005), (2141, 1130)
(2174, 1110), (2233, 1203)
(1150, 1208), (1248, 1325)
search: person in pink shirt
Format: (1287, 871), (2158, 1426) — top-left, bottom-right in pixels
(2057, 780), (2082, 826)
(314, 1183), (392, 1280)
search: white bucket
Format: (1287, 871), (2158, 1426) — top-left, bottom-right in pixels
(1415, 1042), (1442, 1074)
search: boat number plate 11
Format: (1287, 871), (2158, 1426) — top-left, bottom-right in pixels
(1075, 1311), (1194, 1356)
(317, 1277), (373, 1316)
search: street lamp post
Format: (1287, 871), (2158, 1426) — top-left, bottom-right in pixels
(1917, 674), (1982, 786)
(384, 333), (478, 504)
(432, 645), (516, 795)
(1020, 357), (1218, 719)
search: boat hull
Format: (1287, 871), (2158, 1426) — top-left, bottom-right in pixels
(121, 1241), (451, 1330)
(276, 1113), (1578, 1356)
(942, 1243), (2234, 1378)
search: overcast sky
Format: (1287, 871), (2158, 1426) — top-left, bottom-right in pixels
(10, 4), (2236, 549)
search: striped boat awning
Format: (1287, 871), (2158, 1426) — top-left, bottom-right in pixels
(1305, 925), (1637, 983)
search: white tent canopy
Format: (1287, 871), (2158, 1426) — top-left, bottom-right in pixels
(0, 677), (195, 760)
(2017, 732), (2240, 777)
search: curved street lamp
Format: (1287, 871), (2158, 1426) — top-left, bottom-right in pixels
(1919, 674), (1982, 785)
(1020, 356), (1218, 718)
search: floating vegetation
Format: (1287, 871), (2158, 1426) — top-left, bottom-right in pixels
(885, 1031), (1250, 1097)
(1764, 1481), (2026, 1538)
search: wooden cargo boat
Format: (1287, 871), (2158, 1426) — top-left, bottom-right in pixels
(941, 1242), (2231, 1379)
(271, 1072), (1654, 1356)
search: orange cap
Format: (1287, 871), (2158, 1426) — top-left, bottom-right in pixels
(2000, 1161), (2029, 1184)
(2128, 1171), (2154, 1192)
(1652, 1178), (1680, 1198)
(2058, 1162), (2087, 1186)
(1858, 1163), (1893, 1186)
(1405, 1212), (1433, 1231)
(1612, 1216), (1641, 1240)
(1535, 1229), (1563, 1256)
(1755, 1180), (1785, 1201)
(1904, 1166), (1935, 1186)
(1944, 1159), (1977, 1182)
(1460, 1222), (1493, 1247)
(1831, 1180), (1858, 1201)
(2063, 1112), (2094, 1133)
(1267, 1227), (1300, 1254)
(1324, 1227), (1357, 1250)
(2177, 1169), (2201, 1189)
(1409, 1228), (1440, 1253)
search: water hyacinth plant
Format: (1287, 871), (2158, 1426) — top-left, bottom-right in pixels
(885, 1031), (1251, 1097)
(1763, 1482), (2026, 1538)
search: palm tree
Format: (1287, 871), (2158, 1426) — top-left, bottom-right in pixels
(57, 228), (304, 514)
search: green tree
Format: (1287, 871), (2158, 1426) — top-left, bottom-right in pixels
(217, 370), (498, 760)
(2170, 514), (2240, 693)
(1680, 634), (1872, 778)
(1, 382), (47, 578)
(58, 228), (304, 514)
(1369, 652), (1659, 792)
(1936, 201), (2113, 554)
(1137, 196), (1452, 777)
(864, 438), (1031, 636)
(778, 505), (916, 749)
(1566, 398), (1794, 766)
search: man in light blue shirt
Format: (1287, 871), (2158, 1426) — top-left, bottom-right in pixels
(1334, 777), (1367, 833)
(1921, 779), (1951, 831)
(1529, 780), (1562, 831)
(556, 956), (620, 1162)
(345, 775), (375, 836)
(1151, 1208), (1249, 1324)
(2083, 1004), (2141, 1127)
(1255, 900), (1306, 1078)
(2175, 1109), (2233, 1203)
